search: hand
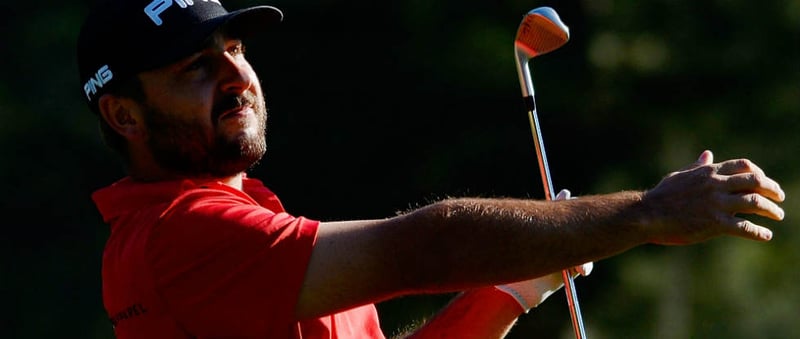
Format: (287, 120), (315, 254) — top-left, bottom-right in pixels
(642, 150), (785, 244)
(495, 189), (594, 313)
(495, 262), (592, 313)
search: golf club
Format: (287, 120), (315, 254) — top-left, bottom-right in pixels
(514, 7), (587, 339)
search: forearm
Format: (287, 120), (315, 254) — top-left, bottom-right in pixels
(389, 190), (647, 288)
(402, 287), (524, 339)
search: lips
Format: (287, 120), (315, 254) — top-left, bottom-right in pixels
(218, 104), (252, 120)
(213, 94), (257, 121)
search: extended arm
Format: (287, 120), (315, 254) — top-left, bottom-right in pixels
(295, 150), (785, 321)
(299, 191), (643, 319)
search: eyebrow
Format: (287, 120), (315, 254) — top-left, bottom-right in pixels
(176, 32), (241, 63)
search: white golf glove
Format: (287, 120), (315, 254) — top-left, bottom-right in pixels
(494, 189), (594, 313)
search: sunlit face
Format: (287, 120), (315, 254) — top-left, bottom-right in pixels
(135, 31), (268, 178)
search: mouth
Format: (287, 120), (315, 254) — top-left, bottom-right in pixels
(218, 104), (253, 121)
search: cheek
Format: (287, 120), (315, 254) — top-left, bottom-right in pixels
(159, 88), (216, 124)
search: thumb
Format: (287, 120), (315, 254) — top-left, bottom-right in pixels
(696, 150), (714, 165)
(680, 150), (714, 172)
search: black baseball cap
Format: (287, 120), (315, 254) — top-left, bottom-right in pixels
(77, 0), (283, 113)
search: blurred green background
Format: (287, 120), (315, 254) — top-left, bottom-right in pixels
(1, 0), (798, 338)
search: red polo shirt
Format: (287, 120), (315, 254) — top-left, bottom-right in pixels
(93, 176), (385, 338)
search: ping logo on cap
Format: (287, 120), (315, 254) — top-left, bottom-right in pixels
(145, 0), (222, 26)
(83, 65), (114, 101)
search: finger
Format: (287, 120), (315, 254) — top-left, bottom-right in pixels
(722, 215), (774, 242)
(673, 150), (714, 174)
(724, 172), (786, 202)
(723, 192), (785, 221)
(716, 158), (765, 177)
(695, 150), (714, 167)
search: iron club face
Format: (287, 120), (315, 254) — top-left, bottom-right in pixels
(514, 7), (570, 100)
(514, 7), (570, 58)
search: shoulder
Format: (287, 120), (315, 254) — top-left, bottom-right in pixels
(158, 181), (307, 236)
(145, 180), (320, 281)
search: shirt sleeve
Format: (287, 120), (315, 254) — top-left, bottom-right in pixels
(145, 185), (319, 337)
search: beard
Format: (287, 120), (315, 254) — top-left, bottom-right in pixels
(142, 91), (268, 178)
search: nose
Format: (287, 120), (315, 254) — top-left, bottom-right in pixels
(218, 54), (254, 95)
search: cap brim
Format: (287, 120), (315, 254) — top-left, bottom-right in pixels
(142, 6), (283, 71)
(223, 6), (284, 39)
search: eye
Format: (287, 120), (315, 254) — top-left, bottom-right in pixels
(228, 41), (246, 57)
(184, 55), (210, 73)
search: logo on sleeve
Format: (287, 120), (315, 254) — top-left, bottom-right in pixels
(109, 303), (149, 327)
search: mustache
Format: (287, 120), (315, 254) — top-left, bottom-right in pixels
(212, 92), (257, 120)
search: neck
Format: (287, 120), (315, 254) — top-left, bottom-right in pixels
(126, 146), (247, 190)
(127, 162), (246, 191)
(216, 174), (244, 190)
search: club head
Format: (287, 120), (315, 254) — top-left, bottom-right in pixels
(514, 7), (570, 59)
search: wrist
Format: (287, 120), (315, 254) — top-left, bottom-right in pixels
(630, 189), (658, 244)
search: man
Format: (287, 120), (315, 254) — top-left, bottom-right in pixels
(77, 0), (785, 338)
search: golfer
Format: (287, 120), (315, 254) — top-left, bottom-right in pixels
(77, 0), (785, 337)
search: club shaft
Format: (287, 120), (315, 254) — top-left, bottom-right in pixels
(526, 105), (586, 339)
(525, 104), (554, 200)
(518, 56), (587, 339)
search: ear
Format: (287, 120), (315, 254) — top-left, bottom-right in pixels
(97, 94), (145, 140)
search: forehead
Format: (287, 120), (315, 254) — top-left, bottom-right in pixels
(150, 31), (242, 70)
(135, 34), (252, 97)
(190, 29), (242, 56)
